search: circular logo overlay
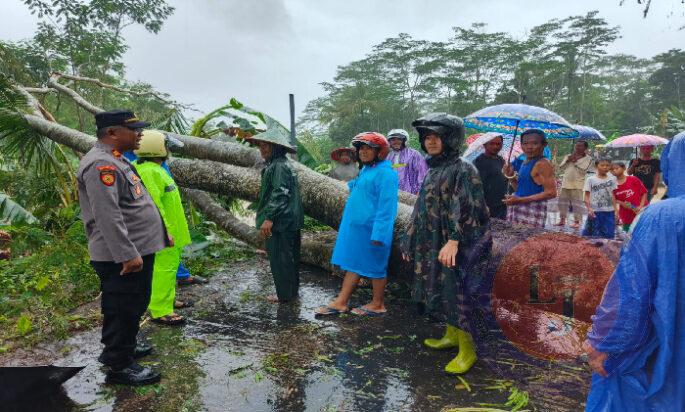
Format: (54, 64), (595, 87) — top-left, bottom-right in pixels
(491, 232), (615, 361)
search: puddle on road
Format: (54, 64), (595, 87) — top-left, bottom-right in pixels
(7, 256), (586, 411)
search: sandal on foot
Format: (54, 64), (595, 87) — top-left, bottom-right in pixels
(151, 314), (186, 326)
(351, 307), (387, 317)
(314, 306), (349, 317)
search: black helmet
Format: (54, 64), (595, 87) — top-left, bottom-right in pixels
(411, 113), (465, 154)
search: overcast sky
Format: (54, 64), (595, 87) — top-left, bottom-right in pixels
(1, 0), (684, 124)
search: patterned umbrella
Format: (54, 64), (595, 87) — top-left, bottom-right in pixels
(464, 104), (579, 139)
(466, 133), (483, 145)
(604, 133), (669, 148)
(462, 132), (523, 162)
(571, 125), (606, 141)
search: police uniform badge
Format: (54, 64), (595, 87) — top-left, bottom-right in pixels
(97, 165), (117, 186)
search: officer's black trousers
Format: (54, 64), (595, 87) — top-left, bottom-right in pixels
(91, 254), (155, 370)
(266, 230), (300, 301)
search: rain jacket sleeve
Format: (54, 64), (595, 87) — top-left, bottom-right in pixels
(370, 169), (399, 245)
(586, 223), (655, 360)
(585, 133), (685, 412)
(261, 162), (292, 222)
(412, 151), (428, 192)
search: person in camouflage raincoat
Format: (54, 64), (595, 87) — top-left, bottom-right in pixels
(402, 113), (490, 375)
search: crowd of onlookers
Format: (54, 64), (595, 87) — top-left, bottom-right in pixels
(329, 129), (663, 240)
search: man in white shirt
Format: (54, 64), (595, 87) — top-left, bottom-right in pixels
(556, 140), (592, 228)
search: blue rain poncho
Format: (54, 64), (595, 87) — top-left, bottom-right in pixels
(586, 132), (685, 412)
(331, 160), (399, 279)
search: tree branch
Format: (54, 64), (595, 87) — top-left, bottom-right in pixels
(52, 71), (187, 109)
(23, 87), (56, 95)
(48, 74), (104, 115)
(181, 188), (334, 272)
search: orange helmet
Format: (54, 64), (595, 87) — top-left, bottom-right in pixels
(351, 132), (390, 160)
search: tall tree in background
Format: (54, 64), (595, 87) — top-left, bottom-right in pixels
(303, 11), (680, 143)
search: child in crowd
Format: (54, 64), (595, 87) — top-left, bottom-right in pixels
(582, 158), (618, 239)
(611, 161), (648, 233)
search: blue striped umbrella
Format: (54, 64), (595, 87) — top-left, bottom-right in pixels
(464, 104), (579, 140)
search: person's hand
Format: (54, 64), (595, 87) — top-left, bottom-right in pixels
(503, 163), (514, 177)
(503, 195), (520, 205)
(588, 208), (596, 219)
(583, 340), (609, 377)
(168, 234), (174, 247)
(438, 240), (458, 268)
(402, 252), (411, 262)
(121, 255), (143, 275)
(651, 187), (658, 197)
(260, 220), (273, 239)
(370, 240), (383, 246)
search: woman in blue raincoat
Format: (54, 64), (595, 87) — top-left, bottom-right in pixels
(583, 131), (685, 411)
(315, 132), (399, 317)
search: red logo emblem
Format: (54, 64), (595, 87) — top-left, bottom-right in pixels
(492, 232), (615, 360)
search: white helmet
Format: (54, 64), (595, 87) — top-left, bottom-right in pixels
(387, 129), (409, 141)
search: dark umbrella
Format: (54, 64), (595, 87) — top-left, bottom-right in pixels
(571, 124), (606, 142)
(0, 365), (85, 404)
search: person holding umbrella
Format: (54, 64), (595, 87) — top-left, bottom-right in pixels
(472, 133), (508, 219)
(503, 129), (557, 228)
(605, 134), (669, 201)
(628, 145), (661, 201)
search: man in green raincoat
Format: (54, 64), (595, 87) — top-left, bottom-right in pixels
(134, 130), (191, 326)
(246, 122), (304, 303)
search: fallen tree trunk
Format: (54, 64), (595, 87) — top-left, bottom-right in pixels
(23, 114), (414, 232)
(169, 132), (417, 206)
(22, 114), (405, 273)
(182, 188), (335, 271)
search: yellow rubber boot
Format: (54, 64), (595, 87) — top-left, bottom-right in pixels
(445, 329), (477, 374)
(424, 324), (460, 350)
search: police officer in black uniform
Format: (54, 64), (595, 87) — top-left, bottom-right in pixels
(77, 110), (170, 385)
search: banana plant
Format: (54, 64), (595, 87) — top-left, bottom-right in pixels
(189, 98), (266, 138)
(0, 194), (38, 225)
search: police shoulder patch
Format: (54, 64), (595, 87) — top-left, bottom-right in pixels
(99, 170), (116, 186)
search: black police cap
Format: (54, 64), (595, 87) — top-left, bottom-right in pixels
(95, 110), (150, 130)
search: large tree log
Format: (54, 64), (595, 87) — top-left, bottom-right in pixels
(21, 114), (402, 271)
(23, 114), (415, 232)
(169, 132), (417, 207)
(182, 188), (335, 271)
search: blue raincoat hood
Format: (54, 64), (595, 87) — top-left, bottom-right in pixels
(661, 131), (685, 198)
(585, 131), (685, 411)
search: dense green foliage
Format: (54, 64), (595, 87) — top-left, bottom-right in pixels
(301, 12), (685, 146)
